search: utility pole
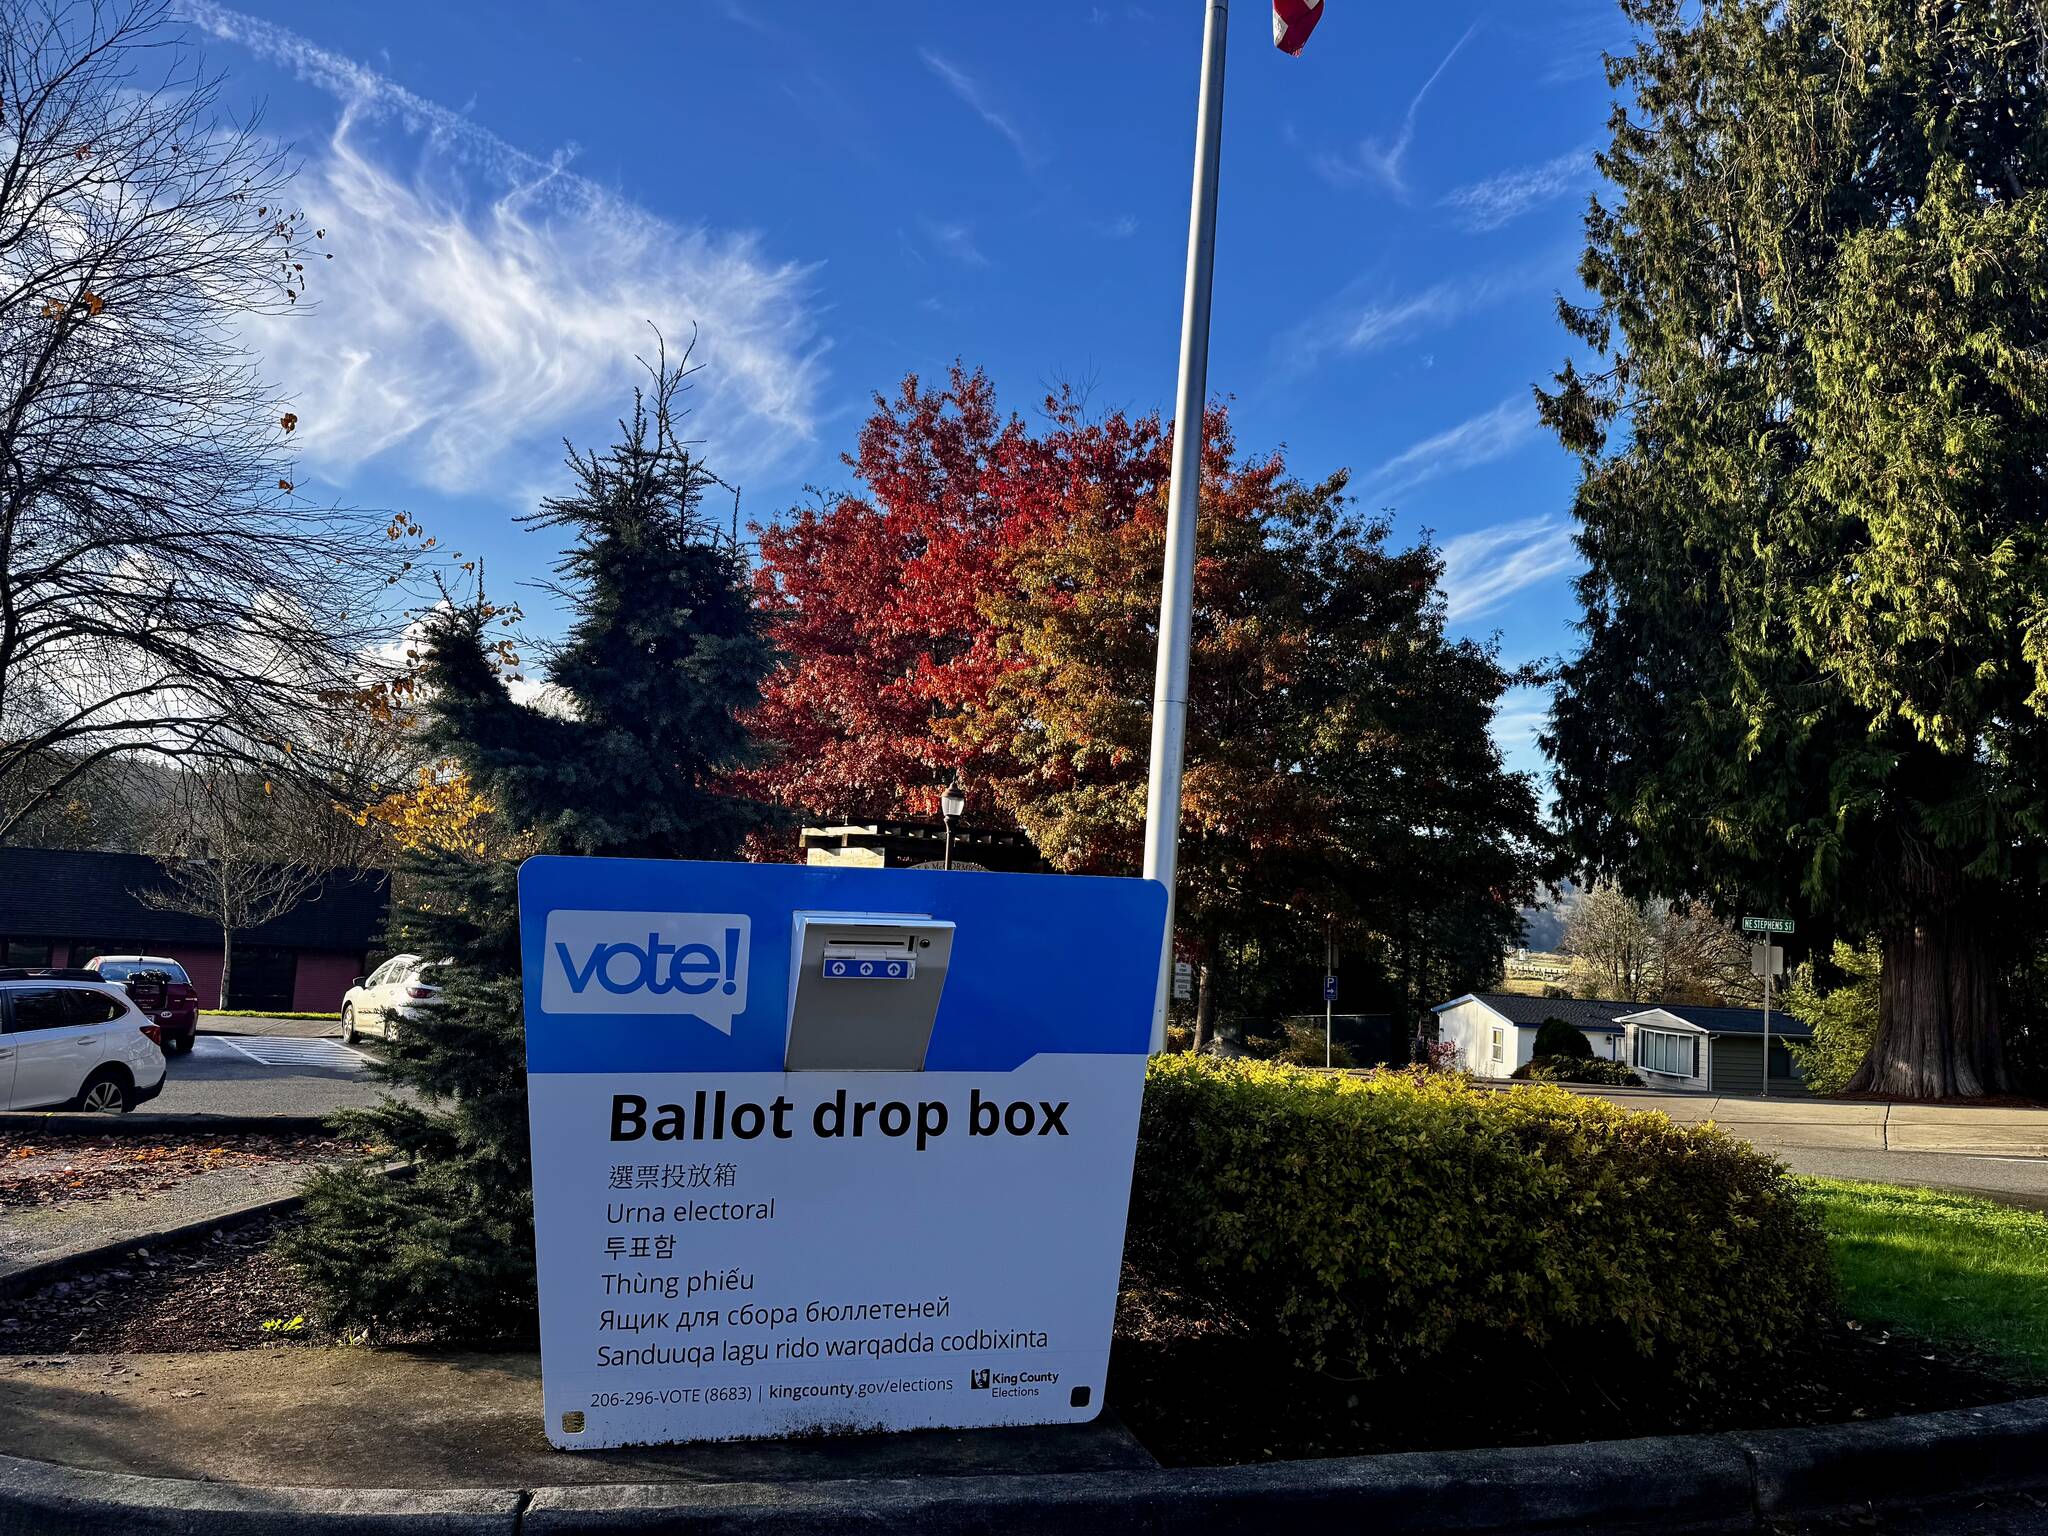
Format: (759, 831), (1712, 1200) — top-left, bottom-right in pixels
(1323, 925), (1336, 1070)
(1762, 936), (1773, 1099)
(1743, 916), (1794, 1098)
(1143, 0), (1230, 1053)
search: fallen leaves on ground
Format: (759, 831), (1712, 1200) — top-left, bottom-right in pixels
(0, 1133), (360, 1210)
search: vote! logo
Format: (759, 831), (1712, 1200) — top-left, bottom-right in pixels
(540, 910), (751, 1032)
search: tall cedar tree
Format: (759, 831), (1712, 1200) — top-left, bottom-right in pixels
(747, 370), (1550, 1038)
(289, 362), (774, 1338)
(1542, 0), (2048, 1096)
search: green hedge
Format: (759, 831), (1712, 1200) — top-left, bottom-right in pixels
(1129, 1056), (1832, 1390)
(1512, 1054), (1644, 1086)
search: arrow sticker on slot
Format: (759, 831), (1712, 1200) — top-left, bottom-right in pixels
(822, 956), (915, 980)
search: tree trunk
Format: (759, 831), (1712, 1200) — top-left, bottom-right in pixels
(218, 929), (233, 1012)
(1846, 903), (2007, 1099)
(1192, 957), (1217, 1055)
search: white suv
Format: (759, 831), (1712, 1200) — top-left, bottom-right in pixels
(339, 954), (445, 1043)
(0, 971), (168, 1113)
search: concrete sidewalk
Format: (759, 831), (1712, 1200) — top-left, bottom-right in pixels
(1588, 1091), (2048, 1157)
(0, 1350), (1155, 1489)
(0, 1161), (325, 1291)
(199, 1014), (344, 1039)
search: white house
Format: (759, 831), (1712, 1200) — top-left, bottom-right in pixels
(1433, 994), (1813, 1095)
(1433, 994), (1631, 1080)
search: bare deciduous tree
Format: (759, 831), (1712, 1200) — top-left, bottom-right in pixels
(1562, 883), (1663, 1001)
(137, 767), (373, 1007)
(0, 0), (415, 842)
(1562, 883), (1760, 1006)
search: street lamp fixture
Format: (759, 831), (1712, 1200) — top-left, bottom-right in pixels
(940, 779), (966, 870)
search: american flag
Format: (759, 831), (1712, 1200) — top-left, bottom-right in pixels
(1272, 0), (1324, 55)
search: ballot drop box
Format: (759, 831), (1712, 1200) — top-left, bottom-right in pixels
(518, 856), (1167, 1448)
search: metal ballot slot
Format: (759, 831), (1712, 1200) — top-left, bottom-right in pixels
(784, 912), (955, 1071)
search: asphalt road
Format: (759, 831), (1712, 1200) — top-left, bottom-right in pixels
(1768, 1144), (2048, 1207)
(64, 1042), (2048, 1200)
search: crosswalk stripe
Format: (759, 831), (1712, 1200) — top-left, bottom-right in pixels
(191, 1034), (370, 1073)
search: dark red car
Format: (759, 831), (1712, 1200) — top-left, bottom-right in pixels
(85, 955), (200, 1054)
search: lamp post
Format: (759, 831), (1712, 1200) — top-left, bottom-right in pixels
(940, 779), (966, 871)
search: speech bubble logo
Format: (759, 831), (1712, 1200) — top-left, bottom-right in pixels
(540, 910), (751, 1034)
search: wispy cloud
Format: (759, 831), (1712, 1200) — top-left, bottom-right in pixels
(1366, 395), (1539, 500)
(921, 218), (990, 268)
(919, 49), (1036, 168)
(1487, 685), (1553, 773)
(1437, 514), (1580, 623)
(1316, 21), (1478, 196)
(1441, 149), (1594, 232)
(180, 2), (826, 499)
(1274, 265), (1538, 377)
(1094, 213), (1139, 240)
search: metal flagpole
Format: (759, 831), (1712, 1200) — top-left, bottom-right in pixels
(1144, 0), (1230, 1053)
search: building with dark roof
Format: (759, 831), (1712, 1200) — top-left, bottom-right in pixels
(1433, 992), (1812, 1097)
(799, 819), (1047, 873)
(0, 847), (387, 1013)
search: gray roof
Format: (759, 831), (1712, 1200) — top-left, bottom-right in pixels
(1624, 1003), (1812, 1040)
(1438, 994), (1633, 1032)
(0, 847), (387, 953)
(1440, 993), (1812, 1040)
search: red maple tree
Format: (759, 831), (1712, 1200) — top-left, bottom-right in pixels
(740, 364), (1178, 829)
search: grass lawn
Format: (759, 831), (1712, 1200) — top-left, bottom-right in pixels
(1802, 1177), (2048, 1382)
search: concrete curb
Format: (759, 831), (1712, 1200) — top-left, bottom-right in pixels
(0, 1453), (523, 1535)
(0, 1160), (408, 1302)
(1, 1394), (2043, 1534)
(0, 1185), (310, 1302)
(0, 1111), (334, 1135)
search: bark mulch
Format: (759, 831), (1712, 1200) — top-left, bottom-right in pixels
(0, 1216), (2030, 1467)
(1109, 1267), (2034, 1467)
(0, 1132), (360, 1211)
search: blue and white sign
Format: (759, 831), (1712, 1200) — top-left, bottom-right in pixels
(518, 856), (1167, 1449)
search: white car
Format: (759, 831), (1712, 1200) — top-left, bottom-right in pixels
(0, 972), (168, 1113)
(339, 954), (445, 1043)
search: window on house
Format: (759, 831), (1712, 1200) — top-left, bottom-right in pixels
(1637, 1028), (1695, 1077)
(1490, 1027), (1504, 1063)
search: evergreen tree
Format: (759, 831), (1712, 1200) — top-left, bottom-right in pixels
(1543, 0), (2048, 1096)
(289, 359), (775, 1338)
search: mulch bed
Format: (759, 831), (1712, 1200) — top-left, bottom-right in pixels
(0, 1132), (361, 1211)
(0, 1214), (2031, 1465)
(0, 1212), (329, 1353)
(1110, 1269), (2033, 1466)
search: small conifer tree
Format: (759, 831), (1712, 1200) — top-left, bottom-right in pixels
(289, 356), (775, 1338)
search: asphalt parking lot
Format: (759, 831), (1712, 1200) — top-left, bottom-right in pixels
(138, 1032), (390, 1120)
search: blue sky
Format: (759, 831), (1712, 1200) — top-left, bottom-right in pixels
(183, 0), (1631, 779)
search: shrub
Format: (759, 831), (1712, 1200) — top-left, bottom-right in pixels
(1533, 1017), (1595, 1059)
(1785, 940), (1880, 1095)
(1129, 1056), (1832, 1392)
(1512, 1054), (1644, 1086)
(1261, 1019), (1358, 1068)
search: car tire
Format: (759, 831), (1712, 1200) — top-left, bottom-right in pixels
(170, 1033), (193, 1056)
(339, 1005), (357, 1045)
(75, 1067), (135, 1114)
